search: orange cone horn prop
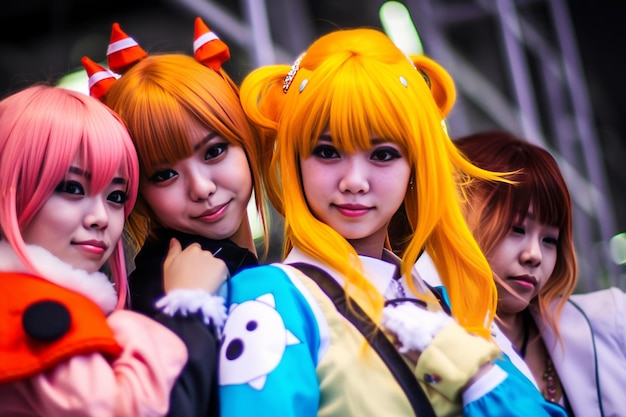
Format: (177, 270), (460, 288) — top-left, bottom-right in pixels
(107, 23), (147, 74)
(193, 17), (230, 71)
(81, 56), (117, 99)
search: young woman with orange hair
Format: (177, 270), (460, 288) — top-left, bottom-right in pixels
(83, 18), (269, 417)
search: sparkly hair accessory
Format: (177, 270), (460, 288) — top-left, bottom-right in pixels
(106, 22), (147, 74)
(193, 17), (230, 71)
(283, 53), (305, 94)
(81, 56), (118, 99)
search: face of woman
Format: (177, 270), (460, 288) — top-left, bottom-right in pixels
(488, 206), (560, 314)
(299, 133), (411, 257)
(21, 159), (128, 273)
(140, 126), (253, 247)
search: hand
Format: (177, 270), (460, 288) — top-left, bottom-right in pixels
(162, 238), (228, 294)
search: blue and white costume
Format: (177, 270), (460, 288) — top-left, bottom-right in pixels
(219, 248), (567, 416)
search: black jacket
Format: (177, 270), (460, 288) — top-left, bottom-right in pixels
(129, 228), (258, 315)
(129, 228), (259, 417)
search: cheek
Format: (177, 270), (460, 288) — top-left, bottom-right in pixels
(142, 187), (180, 218)
(488, 244), (511, 279)
(22, 204), (69, 246)
(377, 169), (410, 204)
(228, 151), (253, 190)
(540, 251), (558, 285)
(380, 178), (407, 200)
(225, 166), (253, 196)
(108, 209), (126, 242)
(301, 175), (328, 218)
(300, 160), (330, 197)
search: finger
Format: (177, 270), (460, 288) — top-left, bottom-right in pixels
(183, 242), (203, 253)
(164, 238), (182, 268)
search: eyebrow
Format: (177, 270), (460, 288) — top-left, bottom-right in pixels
(68, 166), (127, 185)
(68, 166), (90, 179)
(193, 131), (220, 152)
(317, 134), (386, 145)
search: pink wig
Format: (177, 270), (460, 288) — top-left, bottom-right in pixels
(0, 85), (139, 308)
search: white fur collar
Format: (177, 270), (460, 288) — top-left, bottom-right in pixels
(0, 240), (117, 314)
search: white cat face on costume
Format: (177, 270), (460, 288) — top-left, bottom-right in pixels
(219, 293), (300, 389)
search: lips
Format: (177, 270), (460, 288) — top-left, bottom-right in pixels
(334, 203), (371, 218)
(194, 202), (228, 221)
(508, 274), (538, 289)
(73, 240), (107, 255)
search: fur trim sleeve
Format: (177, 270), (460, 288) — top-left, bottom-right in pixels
(155, 289), (227, 329)
(382, 302), (453, 352)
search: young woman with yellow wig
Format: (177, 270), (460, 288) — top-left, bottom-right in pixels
(217, 28), (567, 417)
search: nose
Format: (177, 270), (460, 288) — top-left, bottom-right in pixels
(338, 157), (370, 194)
(520, 237), (542, 267)
(188, 169), (217, 202)
(84, 197), (109, 229)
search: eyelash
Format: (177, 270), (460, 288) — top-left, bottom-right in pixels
(148, 143), (230, 183)
(511, 225), (559, 245)
(55, 181), (128, 204)
(205, 142), (229, 160)
(55, 180), (84, 195)
(108, 190), (129, 204)
(311, 144), (402, 161)
(311, 145), (339, 159)
(148, 170), (176, 183)
(371, 146), (401, 161)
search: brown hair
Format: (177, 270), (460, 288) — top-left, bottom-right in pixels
(455, 130), (578, 340)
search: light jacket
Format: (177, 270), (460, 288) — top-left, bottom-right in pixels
(535, 288), (626, 417)
(0, 241), (188, 417)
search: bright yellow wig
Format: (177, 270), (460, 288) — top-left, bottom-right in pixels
(241, 28), (506, 337)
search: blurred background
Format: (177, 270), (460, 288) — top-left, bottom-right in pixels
(1, 0), (624, 290)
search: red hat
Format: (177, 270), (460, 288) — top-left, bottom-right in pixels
(107, 23), (147, 74)
(193, 17), (230, 71)
(81, 56), (117, 99)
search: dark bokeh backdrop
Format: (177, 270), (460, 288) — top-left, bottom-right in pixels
(1, 0), (624, 286)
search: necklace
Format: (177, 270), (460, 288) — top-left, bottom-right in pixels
(518, 311), (559, 403)
(543, 358), (558, 402)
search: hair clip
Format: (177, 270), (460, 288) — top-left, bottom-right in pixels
(283, 53), (305, 94)
(194, 17), (230, 71)
(81, 56), (118, 99)
(107, 23), (147, 74)
(299, 79), (309, 93)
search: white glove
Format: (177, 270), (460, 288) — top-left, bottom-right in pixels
(382, 302), (453, 353)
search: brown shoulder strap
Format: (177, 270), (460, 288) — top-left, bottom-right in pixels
(289, 262), (436, 417)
